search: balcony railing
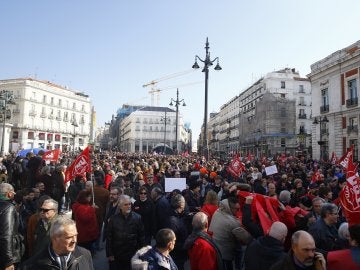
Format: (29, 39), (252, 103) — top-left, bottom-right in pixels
(347, 125), (358, 133)
(320, 105), (329, 113)
(346, 97), (358, 107)
(298, 114), (307, 119)
(12, 109), (20, 114)
(29, 110), (37, 116)
(320, 128), (329, 135)
(40, 113), (47, 118)
(56, 116), (62, 121)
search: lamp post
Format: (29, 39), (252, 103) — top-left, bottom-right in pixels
(169, 88), (186, 154)
(192, 37), (222, 160)
(71, 119), (78, 154)
(0, 90), (16, 156)
(313, 116), (329, 160)
(160, 110), (171, 154)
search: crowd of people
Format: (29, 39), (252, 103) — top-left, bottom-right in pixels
(0, 149), (359, 270)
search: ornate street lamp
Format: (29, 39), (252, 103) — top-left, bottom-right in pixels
(169, 88), (186, 153)
(0, 90), (16, 156)
(313, 116), (329, 160)
(192, 38), (222, 160)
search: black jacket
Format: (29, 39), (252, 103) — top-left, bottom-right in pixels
(106, 211), (145, 261)
(133, 199), (154, 238)
(153, 195), (171, 233)
(0, 199), (24, 269)
(308, 218), (341, 252)
(20, 245), (94, 270)
(244, 235), (287, 270)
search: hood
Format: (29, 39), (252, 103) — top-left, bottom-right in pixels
(219, 199), (232, 215)
(131, 246), (152, 270)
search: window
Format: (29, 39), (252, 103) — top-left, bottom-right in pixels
(299, 97), (305, 105)
(299, 109), (305, 115)
(55, 134), (61, 141)
(280, 108), (286, 117)
(81, 104), (85, 112)
(51, 97), (54, 105)
(350, 139), (358, 161)
(281, 81), (285, 89)
(281, 138), (286, 147)
(72, 102), (76, 110)
(348, 79), (357, 99)
(59, 99), (62, 107)
(280, 93), (286, 98)
(43, 95), (47, 103)
(39, 133), (45, 140)
(12, 131), (19, 139)
(299, 85), (304, 93)
(28, 132), (34, 139)
(349, 117), (357, 128)
(321, 89), (329, 106)
(47, 134), (53, 141)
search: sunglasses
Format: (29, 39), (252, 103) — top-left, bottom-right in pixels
(40, 208), (54, 213)
(139, 192), (147, 195)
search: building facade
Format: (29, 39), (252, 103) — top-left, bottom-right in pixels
(207, 68), (312, 157)
(308, 40), (360, 161)
(119, 106), (191, 153)
(0, 78), (93, 154)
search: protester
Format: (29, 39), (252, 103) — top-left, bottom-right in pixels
(270, 230), (326, 270)
(184, 212), (223, 270)
(131, 228), (178, 270)
(106, 194), (145, 270)
(71, 190), (99, 252)
(0, 183), (24, 270)
(244, 221), (288, 270)
(20, 216), (94, 270)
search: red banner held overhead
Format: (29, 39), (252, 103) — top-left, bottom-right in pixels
(338, 145), (354, 172)
(340, 176), (360, 226)
(42, 149), (61, 162)
(64, 146), (92, 183)
(330, 152), (338, 165)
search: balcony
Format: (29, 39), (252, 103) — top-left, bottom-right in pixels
(40, 113), (47, 118)
(56, 116), (62, 121)
(63, 117), (69, 122)
(48, 115), (54, 120)
(12, 109), (20, 114)
(346, 97), (358, 107)
(320, 128), (329, 135)
(29, 110), (37, 117)
(298, 102), (306, 106)
(320, 105), (329, 113)
(298, 114), (307, 119)
(347, 125), (358, 133)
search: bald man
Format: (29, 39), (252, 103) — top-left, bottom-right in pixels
(270, 230), (326, 270)
(244, 221), (288, 270)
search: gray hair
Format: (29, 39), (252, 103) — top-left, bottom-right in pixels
(269, 221), (288, 242)
(118, 194), (131, 206)
(312, 197), (325, 204)
(50, 216), (76, 238)
(41, 165), (51, 175)
(0, 183), (14, 196)
(192, 212), (208, 232)
(170, 194), (185, 209)
(279, 190), (291, 204)
(320, 203), (338, 218)
(42, 199), (59, 213)
(338, 222), (349, 240)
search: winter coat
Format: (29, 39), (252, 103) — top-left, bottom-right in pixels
(20, 245), (94, 270)
(244, 235), (287, 270)
(165, 210), (189, 262)
(133, 199), (154, 241)
(200, 204), (218, 225)
(106, 211), (145, 261)
(33, 215), (58, 254)
(153, 195), (172, 233)
(184, 231), (223, 270)
(308, 218), (341, 252)
(270, 250), (317, 270)
(72, 202), (99, 243)
(0, 198), (24, 269)
(208, 199), (252, 261)
(131, 246), (178, 270)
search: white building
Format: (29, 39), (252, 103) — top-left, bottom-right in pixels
(0, 78), (93, 154)
(120, 106), (191, 153)
(308, 40), (360, 160)
(208, 68), (312, 156)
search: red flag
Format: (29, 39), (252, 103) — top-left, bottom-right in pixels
(42, 149), (61, 162)
(311, 168), (322, 183)
(338, 145), (354, 172)
(340, 177), (360, 226)
(227, 156), (245, 178)
(330, 152), (338, 165)
(246, 151), (253, 162)
(64, 146), (92, 183)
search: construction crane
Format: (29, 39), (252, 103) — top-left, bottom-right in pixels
(143, 69), (196, 106)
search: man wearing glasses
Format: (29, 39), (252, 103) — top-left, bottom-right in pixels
(33, 198), (58, 253)
(308, 203), (342, 252)
(0, 183), (24, 270)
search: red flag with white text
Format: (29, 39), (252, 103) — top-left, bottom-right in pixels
(64, 146), (92, 183)
(338, 145), (354, 172)
(311, 168), (322, 183)
(42, 149), (61, 162)
(330, 152), (338, 165)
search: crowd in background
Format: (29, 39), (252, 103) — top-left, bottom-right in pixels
(0, 149), (360, 270)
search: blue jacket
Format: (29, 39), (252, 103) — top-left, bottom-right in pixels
(132, 246), (178, 270)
